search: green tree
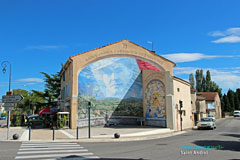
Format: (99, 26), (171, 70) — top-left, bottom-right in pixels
(234, 92), (240, 110)
(206, 70), (211, 92)
(13, 89), (45, 114)
(32, 72), (61, 108)
(189, 73), (195, 89)
(202, 76), (206, 92)
(195, 69), (204, 92)
(223, 94), (231, 112)
(227, 89), (235, 112)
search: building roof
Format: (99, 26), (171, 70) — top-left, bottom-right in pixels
(173, 76), (191, 86)
(60, 40), (177, 75)
(198, 92), (219, 101)
(71, 40), (176, 65)
(197, 95), (206, 101)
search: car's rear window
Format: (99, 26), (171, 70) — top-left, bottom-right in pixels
(200, 118), (212, 122)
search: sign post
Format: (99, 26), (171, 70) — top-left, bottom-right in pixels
(2, 94), (24, 140)
(88, 101), (91, 139)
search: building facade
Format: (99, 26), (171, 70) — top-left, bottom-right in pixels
(60, 40), (194, 131)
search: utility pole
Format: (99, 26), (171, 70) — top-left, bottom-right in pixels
(1, 61), (12, 140)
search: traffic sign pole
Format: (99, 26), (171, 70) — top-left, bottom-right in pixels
(2, 94), (23, 140)
(7, 111), (10, 140)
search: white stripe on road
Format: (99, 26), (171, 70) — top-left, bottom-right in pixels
(35, 156), (100, 160)
(59, 130), (75, 138)
(15, 152), (94, 159)
(20, 145), (80, 148)
(19, 147), (84, 151)
(19, 130), (29, 141)
(22, 142), (77, 145)
(18, 149), (88, 154)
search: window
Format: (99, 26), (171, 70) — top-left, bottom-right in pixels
(61, 87), (65, 100)
(63, 71), (65, 81)
(177, 88), (180, 92)
(66, 82), (70, 97)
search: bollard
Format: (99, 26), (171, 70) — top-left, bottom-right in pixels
(28, 126), (31, 141)
(52, 128), (55, 141)
(76, 126), (79, 140)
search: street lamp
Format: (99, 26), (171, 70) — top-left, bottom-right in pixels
(1, 61), (12, 92)
(1, 61), (12, 140)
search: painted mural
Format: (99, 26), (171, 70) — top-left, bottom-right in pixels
(78, 57), (143, 119)
(144, 80), (166, 119)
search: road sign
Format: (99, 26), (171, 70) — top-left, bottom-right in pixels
(5, 107), (13, 111)
(2, 95), (24, 103)
(3, 103), (15, 107)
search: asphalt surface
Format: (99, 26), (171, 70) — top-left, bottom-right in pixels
(0, 117), (239, 160)
(0, 141), (21, 160)
(79, 117), (240, 160)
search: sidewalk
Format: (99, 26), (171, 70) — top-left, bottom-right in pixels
(0, 125), (185, 142)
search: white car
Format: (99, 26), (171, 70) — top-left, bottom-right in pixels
(197, 118), (216, 130)
(207, 115), (216, 121)
(234, 110), (240, 117)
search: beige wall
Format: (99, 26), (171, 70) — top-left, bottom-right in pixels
(206, 95), (222, 119)
(173, 78), (193, 131)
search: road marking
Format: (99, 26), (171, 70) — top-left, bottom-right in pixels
(59, 130), (75, 138)
(19, 130), (29, 141)
(19, 147), (84, 151)
(15, 152), (94, 159)
(22, 142), (77, 144)
(35, 156), (100, 160)
(15, 142), (100, 160)
(18, 149), (88, 154)
(20, 144), (80, 148)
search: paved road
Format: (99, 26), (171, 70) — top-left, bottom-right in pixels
(0, 117), (239, 160)
(0, 141), (21, 160)
(80, 117), (240, 160)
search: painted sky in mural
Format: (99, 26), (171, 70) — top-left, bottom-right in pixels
(78, 57), (142, 100)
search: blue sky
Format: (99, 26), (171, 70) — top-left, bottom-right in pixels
(0, 0), (240, 98)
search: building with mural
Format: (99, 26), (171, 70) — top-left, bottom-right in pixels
(59, 40), (194, 131)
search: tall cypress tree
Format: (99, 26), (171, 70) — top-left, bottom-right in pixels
(227, 89), (235, 112)
(223, 94), (231, 112)
(206, 70), (211, 92)
(195, 69), (204, 92)
(234, 92), (240, 110)
(189, 73), (195, 89)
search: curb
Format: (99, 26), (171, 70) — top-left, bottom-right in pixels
(0, 130), (187, 143)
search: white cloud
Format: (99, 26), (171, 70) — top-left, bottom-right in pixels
(26, 45), (66, 50)
(210, 27), (240, 43)
(162, 53), (232, 63)
(212, 35), (240, 43)
(208, 31), (226, 37)
(16, 78), (44, 83)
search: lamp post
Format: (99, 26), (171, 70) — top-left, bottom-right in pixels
(1, 61), (12, 140)
(1, 61), (11, 92)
